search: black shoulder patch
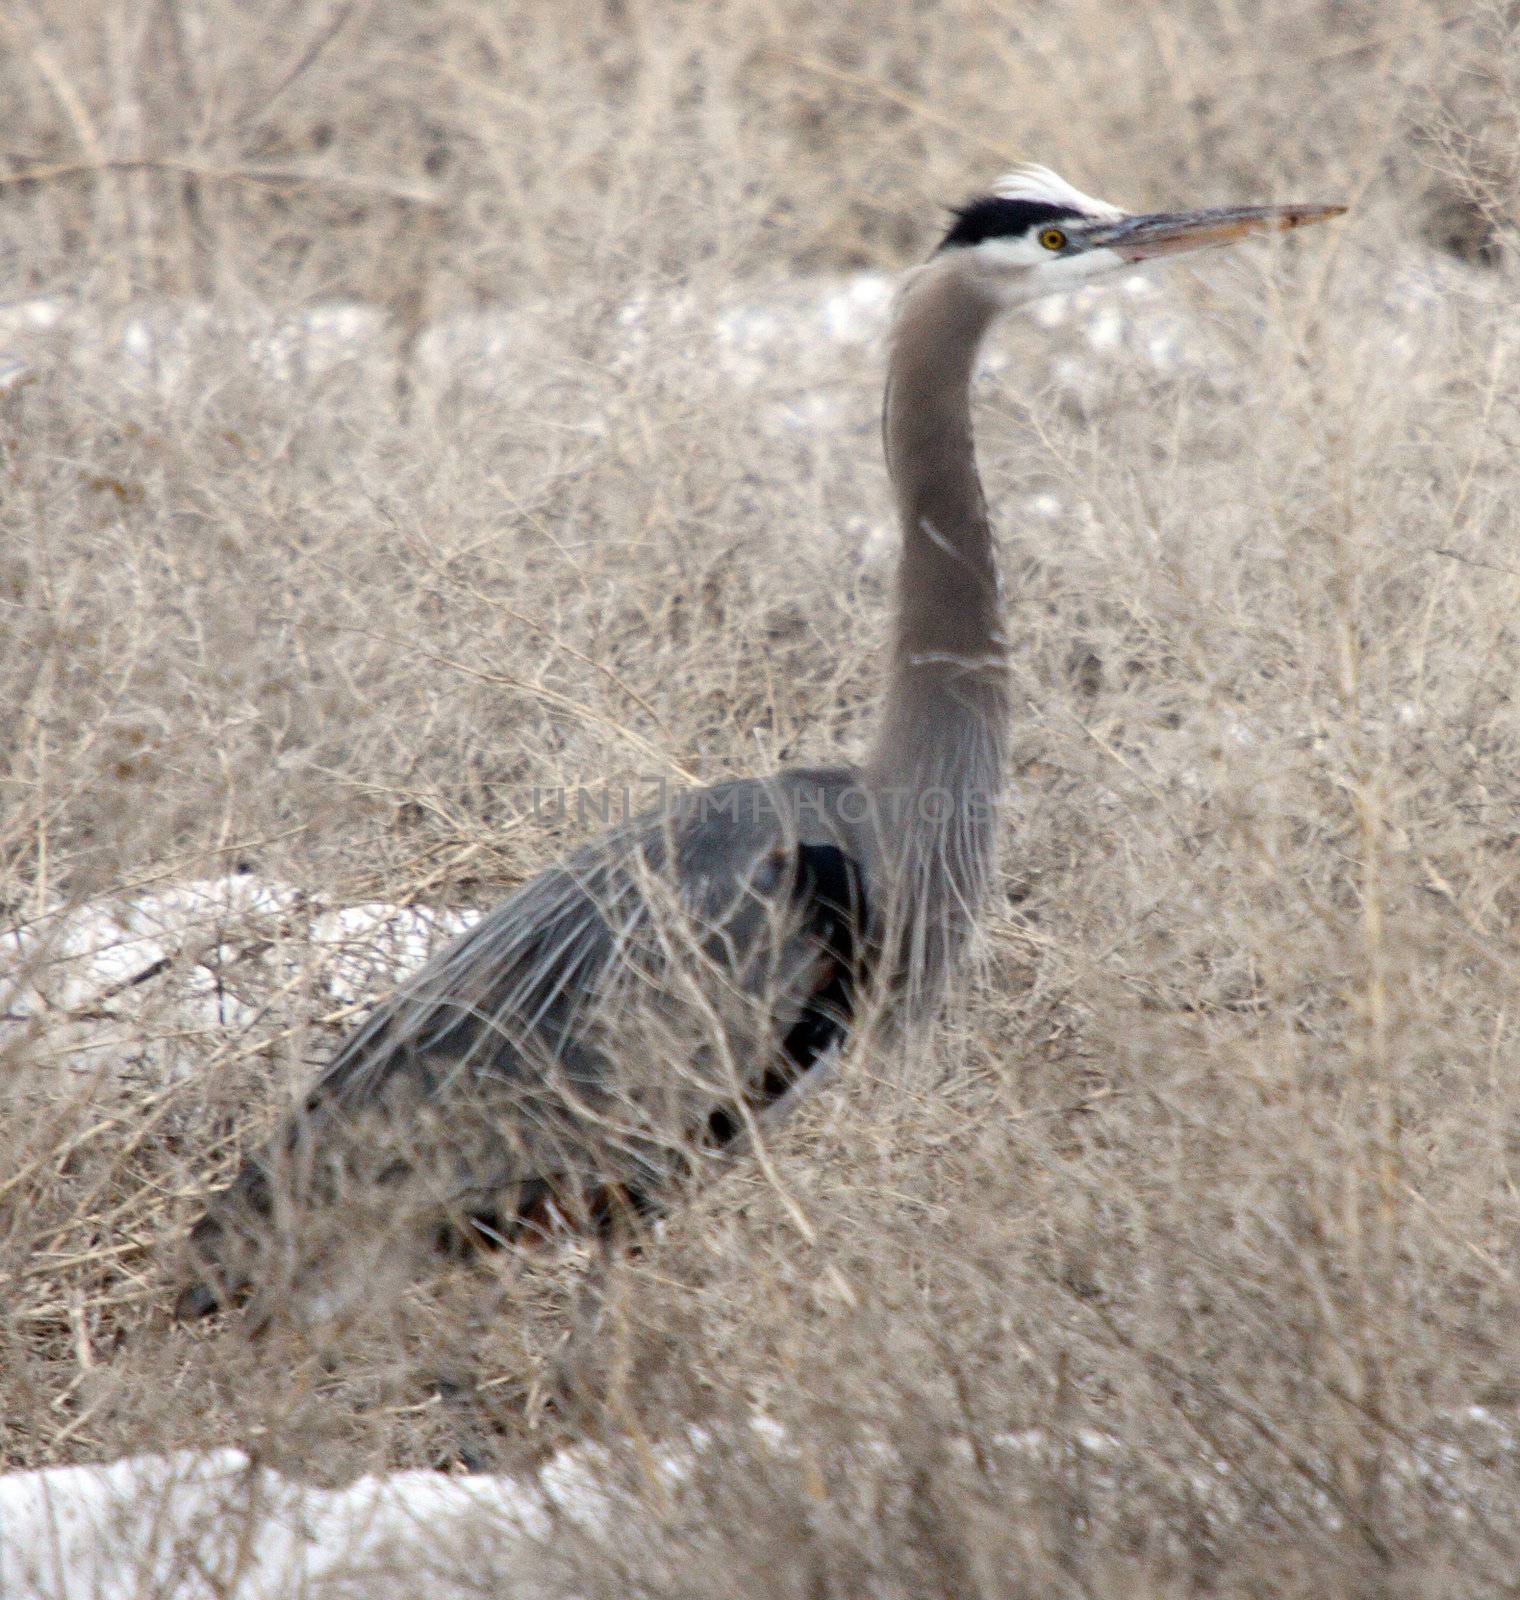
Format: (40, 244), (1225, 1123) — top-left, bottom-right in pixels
(790, 841), (868, 943)
(939, 197), (1083, 251)
(701, 841), (871, 1150)
(775, 841), (870, 1080)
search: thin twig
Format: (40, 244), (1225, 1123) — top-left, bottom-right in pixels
(0, 155), (443, 208)
(231, 0), (359, 131)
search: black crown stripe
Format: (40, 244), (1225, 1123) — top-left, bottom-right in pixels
(939, 197), (1084, 251)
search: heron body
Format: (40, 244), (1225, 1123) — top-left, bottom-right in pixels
(178, 168), (1343, 1323)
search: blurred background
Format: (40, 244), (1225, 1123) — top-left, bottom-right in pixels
(0, 0), (1509, 305)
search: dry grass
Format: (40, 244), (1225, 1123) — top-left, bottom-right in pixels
(5, 0), (1520, 1591)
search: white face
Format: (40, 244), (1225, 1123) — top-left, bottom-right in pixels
(958, 230), (1131, 305)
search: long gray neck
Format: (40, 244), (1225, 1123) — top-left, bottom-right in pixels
(866, 261), (1012, 1006)
(870, 262), (1009, 785)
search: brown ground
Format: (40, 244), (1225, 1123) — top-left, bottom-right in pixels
(4, 0), (1520, 1592)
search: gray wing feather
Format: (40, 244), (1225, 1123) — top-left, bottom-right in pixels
(178, 766), (873, 1315)
(314, 767), (861, 1106)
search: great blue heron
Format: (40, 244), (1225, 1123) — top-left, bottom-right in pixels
(177, 168), (1343, 1325)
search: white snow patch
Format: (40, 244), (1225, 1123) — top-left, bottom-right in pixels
(309, 902), (479, 1005)
(0, 1444), (590, 1599)
(0, 296), (66, 337)
(4, 876), (302, 1021)
(612, 272), (892, 405)
(250, 301), (389, 383)
(413, 304), (558, 397)
(0, 240), (1501, 413)
(2, 1403), (1513, 1594)
(0, 1417), (789, 1599)
(851, 515), (896, 569)
(0, 297), (394, 400)
(2, 878), (480, 1083)
(1026, 274), (1210, 404)
(711, 270), (894, 380)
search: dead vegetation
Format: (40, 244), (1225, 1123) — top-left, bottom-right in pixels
(4, 0), (1520, 1592)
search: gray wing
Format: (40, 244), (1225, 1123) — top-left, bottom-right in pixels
(177, 767), (873, 1317)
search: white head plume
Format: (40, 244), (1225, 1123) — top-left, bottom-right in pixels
(991, 165), (1124, 221)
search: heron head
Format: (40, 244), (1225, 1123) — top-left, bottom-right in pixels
(937, 164), (1345, 306)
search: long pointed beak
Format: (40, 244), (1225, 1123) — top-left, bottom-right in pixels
(1084, 201), (1346, 262)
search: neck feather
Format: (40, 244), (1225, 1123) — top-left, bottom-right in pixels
(869, 260), (1010, 790)
(865, 259), (1013, 1007)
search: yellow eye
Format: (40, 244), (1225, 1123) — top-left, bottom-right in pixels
(1039, 227), (1067, 251)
